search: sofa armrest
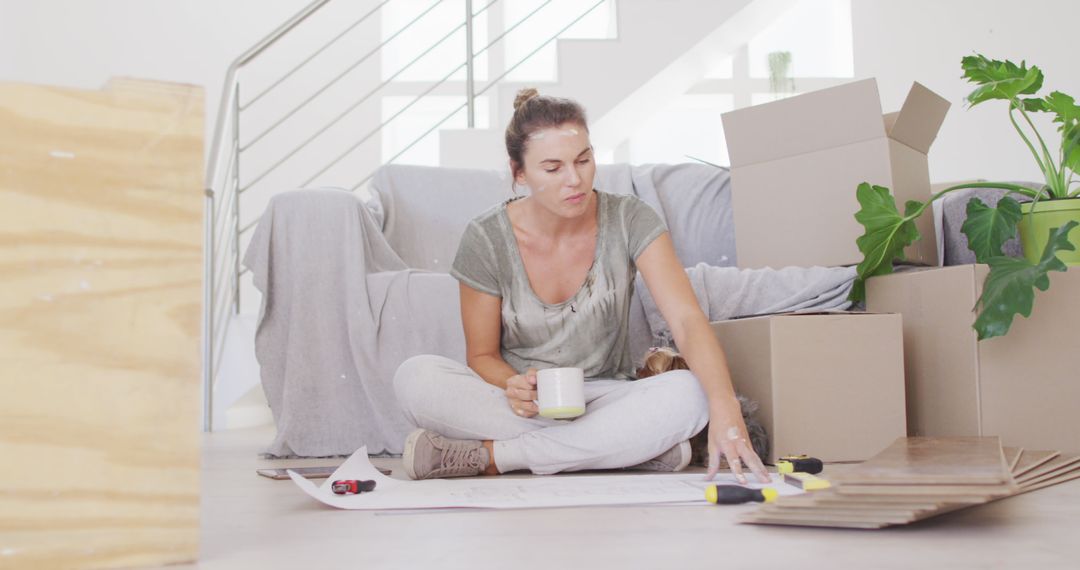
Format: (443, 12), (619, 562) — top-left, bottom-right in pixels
(241, 187), (410, 457)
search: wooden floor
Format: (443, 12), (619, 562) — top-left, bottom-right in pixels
(181, 426), (1080, 569)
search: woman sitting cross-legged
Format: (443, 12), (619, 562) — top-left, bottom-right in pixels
(392, 88), (769, 484)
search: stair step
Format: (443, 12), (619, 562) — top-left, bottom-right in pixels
(440, 0), (797, 167)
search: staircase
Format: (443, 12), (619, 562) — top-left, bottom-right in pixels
(441, 0), (798, 168)
(204, 0), (800, 431)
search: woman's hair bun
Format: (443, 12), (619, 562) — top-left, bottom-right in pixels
(513, 87), (540, 112)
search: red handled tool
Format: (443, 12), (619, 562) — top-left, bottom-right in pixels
(331, 479), (377, 495)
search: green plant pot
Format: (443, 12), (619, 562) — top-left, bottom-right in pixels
(1018, 198), (1080, 266)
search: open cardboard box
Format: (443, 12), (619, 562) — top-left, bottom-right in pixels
(722, 78), (949, 269)
(709, 311), (907, 463)
(866, 265), (1080, 454)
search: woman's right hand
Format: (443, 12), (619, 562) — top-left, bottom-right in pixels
(505, 368), (539, 418)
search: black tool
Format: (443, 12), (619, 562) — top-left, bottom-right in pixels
(776, 455), (824, 475)
(705, 484), (778, 505)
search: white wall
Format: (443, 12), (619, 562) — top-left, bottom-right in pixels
(0, 0), (618, 171)
(852, 0), (1080, 185)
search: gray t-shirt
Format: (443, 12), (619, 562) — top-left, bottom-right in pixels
(450, 190), (667, 379)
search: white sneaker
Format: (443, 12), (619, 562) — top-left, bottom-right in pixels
(401, 429), (491, 480)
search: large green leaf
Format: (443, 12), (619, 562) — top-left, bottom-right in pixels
(850, 183), (923, 302)
(1022, 97), (1048, 112)
(962, 55), (1043, 106)
(960, 196), (1022, 263)
(1043, 91), (1080, 127)
(1038, 92), (1080, 176)
(974, 221), (1078, 340)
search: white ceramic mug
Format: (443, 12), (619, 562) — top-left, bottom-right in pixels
(535, 367), (586, 419)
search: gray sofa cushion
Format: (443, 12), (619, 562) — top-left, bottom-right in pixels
(369, 162), (736, 272)
(370, 164), (513, 272)
(630, 163), (736, 268)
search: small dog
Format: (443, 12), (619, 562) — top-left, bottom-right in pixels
(636, 347), (770, 468)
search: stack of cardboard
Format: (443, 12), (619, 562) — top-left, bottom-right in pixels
(715, 77), (1079, 467)
(705, 78), (952, 462)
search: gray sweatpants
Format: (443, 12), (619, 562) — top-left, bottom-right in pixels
(392, 355), (709, 475)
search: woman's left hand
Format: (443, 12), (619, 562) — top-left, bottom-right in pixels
(705, 398), (770, 484)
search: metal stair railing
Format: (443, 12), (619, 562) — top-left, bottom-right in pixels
(203, 0), (336, 433)
(350, 0), (607, 192)
(203, 0), (612, 431)
(237, 0), (487, 201)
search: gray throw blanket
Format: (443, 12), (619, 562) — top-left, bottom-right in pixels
(635, 263), (856, 347)
(244, 189), (466, 457)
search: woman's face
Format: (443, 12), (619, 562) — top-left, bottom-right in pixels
(514, 122), (596, 219)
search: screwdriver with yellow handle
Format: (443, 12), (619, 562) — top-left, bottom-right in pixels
(705, 484), (778, 505)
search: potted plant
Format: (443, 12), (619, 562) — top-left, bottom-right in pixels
(850, 54), (1080, 340)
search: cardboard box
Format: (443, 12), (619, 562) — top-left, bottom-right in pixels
(722, 79), (949, 269)
(709, 312), (907, 463)
(866, 265), (1080, 454)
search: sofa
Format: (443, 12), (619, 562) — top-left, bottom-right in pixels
(241, 162), (1024, 458)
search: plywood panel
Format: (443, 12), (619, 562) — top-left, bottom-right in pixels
(1013, 450), (1060, 479)
(740, 437), (1022, 529)
(831, 436), (1011, 486)
(0, 78), (203, 569)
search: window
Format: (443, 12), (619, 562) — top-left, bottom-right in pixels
(625, 0), (853, 166)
